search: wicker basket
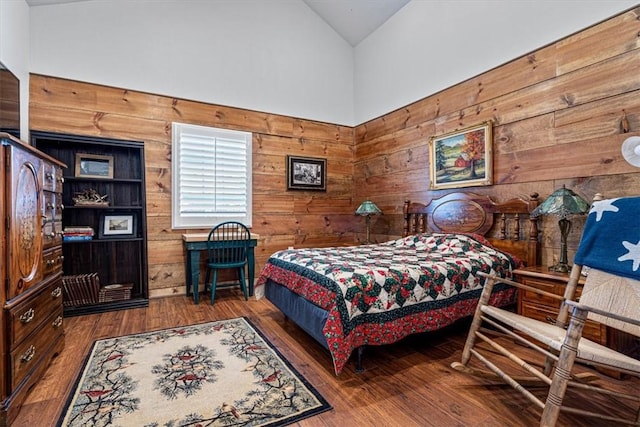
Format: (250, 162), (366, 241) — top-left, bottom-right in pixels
(98, 283), (133, 303)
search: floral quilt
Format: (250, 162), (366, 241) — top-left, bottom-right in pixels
(256, 233), (520, 374)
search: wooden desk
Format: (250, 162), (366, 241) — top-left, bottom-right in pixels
(182, 233), (259, 304)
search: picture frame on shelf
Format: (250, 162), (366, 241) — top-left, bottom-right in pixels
(286, 155), (327, 191)
(429, 121), (493, 190)
(75, 153), (114, 179)
(99, 213), (136, 239)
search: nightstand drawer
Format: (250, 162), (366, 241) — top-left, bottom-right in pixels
(519, 277), (564, 307)
(520, 301), (605, 344)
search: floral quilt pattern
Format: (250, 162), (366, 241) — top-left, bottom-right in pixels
(257, 233), (520, 374)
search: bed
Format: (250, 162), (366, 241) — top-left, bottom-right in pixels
(255, 192), (541, 374)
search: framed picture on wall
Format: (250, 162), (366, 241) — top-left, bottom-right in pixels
(99, 213), (136, 239)
(75, 153), (114, 179)
(429, 121), (493, 189)
(286, 155), (327, 191)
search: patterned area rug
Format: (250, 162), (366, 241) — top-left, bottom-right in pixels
(59, 317), (331, 426)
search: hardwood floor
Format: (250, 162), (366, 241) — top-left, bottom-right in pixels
(12, 290), (640, 426)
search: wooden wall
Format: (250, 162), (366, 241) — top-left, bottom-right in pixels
(354, 6), (640, 267)
(29, 7), (640, 296)
(29, 78), (355, 297)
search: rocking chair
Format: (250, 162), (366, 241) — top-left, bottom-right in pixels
(451, 196), (640, 426)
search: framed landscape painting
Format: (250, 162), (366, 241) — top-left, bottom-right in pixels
(75, 153), (114, 179)
(99, 213), (136, 239)
(429, 121), (493, 189)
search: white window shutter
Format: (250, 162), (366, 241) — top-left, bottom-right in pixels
(172, 122), (252, 229)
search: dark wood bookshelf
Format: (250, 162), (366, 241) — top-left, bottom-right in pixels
(32, 131), (149, 316)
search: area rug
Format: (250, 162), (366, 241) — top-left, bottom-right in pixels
(59, 317), (331, 426)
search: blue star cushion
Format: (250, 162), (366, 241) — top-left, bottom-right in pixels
(574, 197), (640, 280)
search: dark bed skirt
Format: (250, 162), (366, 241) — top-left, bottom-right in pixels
(265, 278), (330, 349)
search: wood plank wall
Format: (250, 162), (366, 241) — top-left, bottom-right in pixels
(29, 7), (640, 297)
(29, 78), (355, 297)
(354, 6), (640, 267)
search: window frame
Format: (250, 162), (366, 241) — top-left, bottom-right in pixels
(171, 122), (252, 229)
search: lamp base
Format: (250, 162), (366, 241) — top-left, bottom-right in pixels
(549, 262), (571, 274)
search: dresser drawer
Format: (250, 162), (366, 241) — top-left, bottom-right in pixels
(520, 300), (605, 344)
(10, 306), (64, 390)
(42, 246), (63, 276)
(7, 275), (63, 348)
(42, 221), (63, 249)
(41, 162), (63, 193)
(42, 191), (63, 222)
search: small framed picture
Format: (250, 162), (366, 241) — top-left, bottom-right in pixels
(286, 155), (327, 191)
(429, 121), (493, 189)
(99, 213), (136, 239)
(75, 153), (114, 179)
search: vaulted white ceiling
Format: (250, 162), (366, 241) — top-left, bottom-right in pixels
(26, 0), (411, 47)
(301, 0), (410, 46)
(19, 0), (637, 125)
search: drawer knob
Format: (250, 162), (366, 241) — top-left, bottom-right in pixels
(21, 345), (36, 363)
(53, 316), (63, 328)
(52, 287), (62, 298)
(45, 172), (54, 181)
(20, 308), (35, 324)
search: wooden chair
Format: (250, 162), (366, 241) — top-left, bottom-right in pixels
(451, 197), (640, 426)
(204, 221), (251, 305)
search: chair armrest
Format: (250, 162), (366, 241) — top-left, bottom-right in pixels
(477, 272), (566, 302)
(565, 300), (640, 328)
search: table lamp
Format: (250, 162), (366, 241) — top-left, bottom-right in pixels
(532, 185), (590, 273)
(355, 200), (382, 244)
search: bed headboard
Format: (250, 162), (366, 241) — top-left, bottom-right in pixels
(403, 192), (540, 266)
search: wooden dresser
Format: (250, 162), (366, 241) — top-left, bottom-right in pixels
(1, 133), (66, 425)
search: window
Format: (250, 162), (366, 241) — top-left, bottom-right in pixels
(171, 122), (252, 229)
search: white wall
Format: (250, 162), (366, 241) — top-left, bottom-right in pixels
(29, 0), (355, 125)
(0, 0), (30, 139)
(18, 0), (640, 127)
(354, 0), (639, 124)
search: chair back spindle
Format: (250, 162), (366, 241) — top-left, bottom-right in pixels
(205, 221), (251, 305)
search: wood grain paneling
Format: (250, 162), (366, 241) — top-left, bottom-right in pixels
(30, 76), (357, 297)
(355, 7), (640, 267)
(29, 7), (640, 295)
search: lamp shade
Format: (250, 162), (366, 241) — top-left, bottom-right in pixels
(355, 200), (382, 216)
(622, 135), (640, 167)
(532, 185), (589, 219)
(532, 185), (589, 273)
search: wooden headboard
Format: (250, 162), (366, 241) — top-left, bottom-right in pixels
(403, 192), (540, 267)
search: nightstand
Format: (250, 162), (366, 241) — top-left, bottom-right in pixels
(513, 266), (606, 345)
(514, 266), (639, 378)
